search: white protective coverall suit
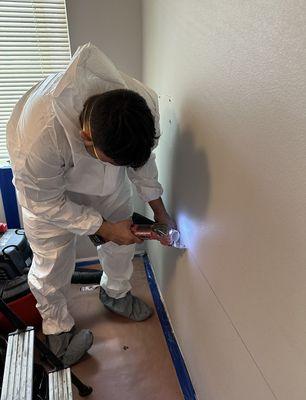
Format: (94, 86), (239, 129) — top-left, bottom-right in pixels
(6, 43), (163, 335)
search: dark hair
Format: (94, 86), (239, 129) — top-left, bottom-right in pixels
(79, 89), (158, 169)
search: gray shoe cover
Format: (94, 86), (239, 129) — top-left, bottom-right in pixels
(46, 327), (76, 359)
(62, 329), (93, 366)
(99, 288), (153, 321)
(46, 327), (93, 366)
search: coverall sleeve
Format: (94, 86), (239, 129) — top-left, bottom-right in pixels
(127, 153), (163, 202)
(19, 129), (103, 236)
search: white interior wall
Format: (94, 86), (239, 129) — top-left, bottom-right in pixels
(65, 0), (144, 259)
(66, 0), (142, 80)
(143, 1), (306, 399)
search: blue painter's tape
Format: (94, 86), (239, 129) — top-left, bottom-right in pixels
(143, 254), (196, 400)
(0, 165), (20, 228)
(75, 259), (100, 269)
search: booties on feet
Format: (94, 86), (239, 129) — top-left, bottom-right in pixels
(46, 326), (93, 366)
(99, 288), (153, 321)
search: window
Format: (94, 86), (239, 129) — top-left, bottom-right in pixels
(0, 0), (71, 161)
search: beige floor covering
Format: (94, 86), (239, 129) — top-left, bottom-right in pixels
(67, 256), (183, 400)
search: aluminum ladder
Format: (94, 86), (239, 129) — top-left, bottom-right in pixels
(49, 367), (73, 400)
(0, 327), (34, 400)
(0, 327), (75, 400)
(0, 298), (92, 398)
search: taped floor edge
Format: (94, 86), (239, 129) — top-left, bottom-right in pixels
(75, 253), (196, 399)
(143, 253), (197, 400)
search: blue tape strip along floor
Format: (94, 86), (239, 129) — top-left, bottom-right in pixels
(75, 259), (99, 268)
(143, 254), (196, 400)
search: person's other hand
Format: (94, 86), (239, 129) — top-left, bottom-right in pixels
(154, 211), (177, 246)
(154, 211), (177, 229)
(96, 219), (143, 245)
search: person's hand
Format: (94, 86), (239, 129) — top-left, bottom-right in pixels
(154, 211), (177, 229)
(149, 197), (177, 230)
(96, 219), (143, 245)
(154, 211), (177, 246)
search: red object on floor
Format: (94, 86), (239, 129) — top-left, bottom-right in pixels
(0, 292), (42, 334)
(0, 223), (8, 233)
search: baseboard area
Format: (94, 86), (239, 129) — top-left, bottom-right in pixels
(143, 254), (196, 400)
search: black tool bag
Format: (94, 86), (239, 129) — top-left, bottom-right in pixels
(0, 229), (32, 280)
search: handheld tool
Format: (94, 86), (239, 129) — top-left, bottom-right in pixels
(89, 212), (186, 249)
(131, 222), (185, 248)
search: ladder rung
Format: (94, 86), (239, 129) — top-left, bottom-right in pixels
(48, 368), (73, 400)
(0, 327), (34, 400)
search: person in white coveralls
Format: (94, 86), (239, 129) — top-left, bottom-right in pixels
(6, 43), (176, 365)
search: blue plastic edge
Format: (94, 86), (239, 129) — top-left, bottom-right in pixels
(75, 259), (100, 269)
(143, 253), (196, 400)
(0, 165), (20, 228)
